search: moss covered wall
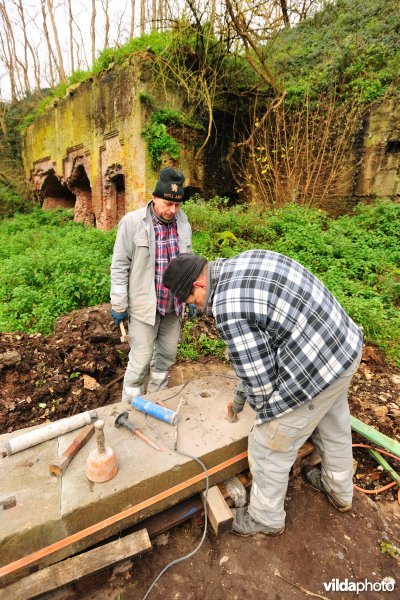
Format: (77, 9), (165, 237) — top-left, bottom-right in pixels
(327, 99), (400, 215)
(22, 56), (206, 229)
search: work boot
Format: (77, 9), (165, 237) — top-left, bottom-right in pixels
(231, 508), (285, 537)
(302, 465), (352, 512)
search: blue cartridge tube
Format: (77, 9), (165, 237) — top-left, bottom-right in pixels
(131, 396), (179, 425)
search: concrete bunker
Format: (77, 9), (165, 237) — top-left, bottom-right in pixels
(41, 171), (76, 210)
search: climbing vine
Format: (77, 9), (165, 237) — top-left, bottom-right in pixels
(141, 109), (202, 169)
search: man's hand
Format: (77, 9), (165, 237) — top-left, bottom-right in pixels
(187, 303), (198, 319)
(111, 309), (128, 325)
(232, 388), (247, 414)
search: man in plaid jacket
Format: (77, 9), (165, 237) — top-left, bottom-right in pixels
(163, 250), (363, 536)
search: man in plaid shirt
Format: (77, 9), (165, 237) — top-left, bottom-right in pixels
(163, 250), (363, 536)
(110, 167), (192, 401)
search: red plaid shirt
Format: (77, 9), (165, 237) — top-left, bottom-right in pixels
(151, 211), (182, 316)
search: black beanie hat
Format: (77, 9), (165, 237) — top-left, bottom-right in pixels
(152, 167), (185, 202)
(163, 253), (207, 302)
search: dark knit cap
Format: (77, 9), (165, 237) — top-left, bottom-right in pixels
(163, 253), (207, 302)
(153, 167), (185, 202)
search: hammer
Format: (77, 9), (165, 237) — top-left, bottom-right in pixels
(49, 424), (95, 477)
(115, 411), (161, 452)
(119, 322), (129, 343)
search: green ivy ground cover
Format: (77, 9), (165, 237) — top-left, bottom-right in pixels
(0, 201), (399, 365)
(0, 209), (115, 334)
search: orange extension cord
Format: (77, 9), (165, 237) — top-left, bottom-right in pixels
(352, 443), (400, 505)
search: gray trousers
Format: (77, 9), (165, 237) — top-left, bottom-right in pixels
(122, 312), (181, 402)
(248, 352), (361, 528)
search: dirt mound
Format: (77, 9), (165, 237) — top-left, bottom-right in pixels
(0, 304), (125, 433)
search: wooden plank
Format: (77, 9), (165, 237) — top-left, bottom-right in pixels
(0, 529), (151, 600)
(202, 485), (233, 535)
(351, 416), (400, 458)
(0, 450), (249, 584)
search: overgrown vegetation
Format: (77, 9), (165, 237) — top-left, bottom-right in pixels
(0, 209), (115, 334)
(185, 198), (400, 365)
(178, 320), (226, 361)
(0, 201), (399, 366)
(141, 109), (203, 168)
(19, 32), (175, 129)
(0, 99), (38, 215)
(269, 0), (400, 104)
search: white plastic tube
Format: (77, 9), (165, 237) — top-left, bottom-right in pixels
(3, 410), (98, 456)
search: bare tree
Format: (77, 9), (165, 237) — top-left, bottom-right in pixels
(101, 0), (110, 50)
(46, 0), (66, 82)
(67, 0), (74, 73)
(234, 93), (362, 209)
(0, 2), (24, 99)
(0, 28), (17, 101)
(151, 0), (157, 31)
(280, 0), (290, 27)
(41, 0), (55, 87)
(15, 1), (31, 93)
(225, 0), (280, 94)
(130, 0), (136, 37)
(91, 0), (96, 65)
(140, 0), (146, 35)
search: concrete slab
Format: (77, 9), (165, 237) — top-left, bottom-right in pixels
(0, 373), (253, 578)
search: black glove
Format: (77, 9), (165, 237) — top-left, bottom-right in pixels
(111, 309), (128, 325)
(232, 388), (247, 414)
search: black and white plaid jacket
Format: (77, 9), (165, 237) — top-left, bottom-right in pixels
(207, 250), (363, 423)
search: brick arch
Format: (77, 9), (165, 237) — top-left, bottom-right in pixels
(102, 164), (125, 229)
(66, 160), (95, 227)
(40, 170), (76, 210)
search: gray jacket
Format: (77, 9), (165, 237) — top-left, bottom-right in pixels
(110, 201), (192, 325)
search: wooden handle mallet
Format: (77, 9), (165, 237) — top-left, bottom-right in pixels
(119, 322), (129, 343)
(49, 424), (95, 477)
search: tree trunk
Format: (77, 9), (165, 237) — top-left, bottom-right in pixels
(16, 0), (31, 93)
(280, 0), (290, 28)
(130, 0), (136, 37)
(0, 2), (24, 97)
(68, 0), (74, 73)
(101, 0), (110, 49)
(41, 0), (55, 88)
(151, 0), (157, 31)
(140, 0), (145, 35)
(0, 29), (17, 101)
(46, 0), (66, 82)
(91, 0), (96, 66)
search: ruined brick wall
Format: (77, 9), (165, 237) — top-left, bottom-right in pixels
(21, 56), (206, 229)
(323, 98), (400, 215)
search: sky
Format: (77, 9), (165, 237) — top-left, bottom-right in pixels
(0, 0), (139, 100)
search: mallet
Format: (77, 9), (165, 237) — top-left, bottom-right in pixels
(119, 322), (129, 343)
(115, 411), (161, 452)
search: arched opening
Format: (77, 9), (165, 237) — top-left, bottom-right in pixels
(68, 164), (95, 227)
(111, 173), (126, 226)
(103, 165), (125, 229)
(41, 172), (76, 210)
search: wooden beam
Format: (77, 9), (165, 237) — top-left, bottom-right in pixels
(202, 485), (233, 535)
(0, 529), (151, 600)
(0, 450), (249, 583)
(351, 416), (400, 458)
